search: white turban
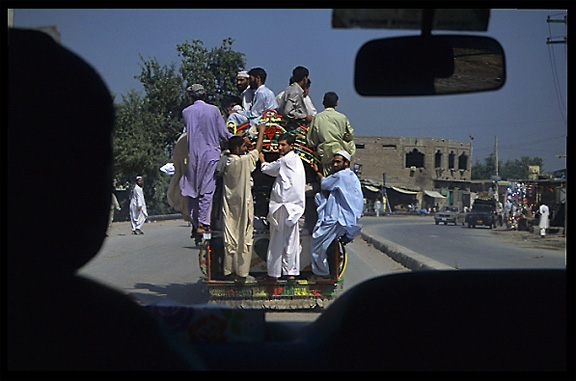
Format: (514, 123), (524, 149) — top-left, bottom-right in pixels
(335, 150), (351, 162)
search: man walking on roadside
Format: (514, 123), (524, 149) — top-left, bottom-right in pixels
(538, 202), (550, 238)
(130, 176), (148, 235)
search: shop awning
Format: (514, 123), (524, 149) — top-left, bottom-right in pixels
(390, 186), (419, 195)
(364, 185), (380, 193)
(424, 190), (446, 198)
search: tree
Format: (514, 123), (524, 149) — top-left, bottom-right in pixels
(112, 38), (245, 217)
(177, 38), (246, 109)
(471, 154), (545, 180)
(500, 156), (544, 179)
(471, 153), (497, 180)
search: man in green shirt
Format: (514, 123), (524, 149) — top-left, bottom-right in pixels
(307, 92), (356, 176)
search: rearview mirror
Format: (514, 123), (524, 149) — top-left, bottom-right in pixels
(355, 35), (505, 96)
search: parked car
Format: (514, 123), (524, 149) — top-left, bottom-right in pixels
(434, 206), (465, 225)
(465, 203), (496, 228)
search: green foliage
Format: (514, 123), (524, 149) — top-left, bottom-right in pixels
(112, 38), (246, 216)
(471, 153), (545, 180)
(177, 38), (246, 108)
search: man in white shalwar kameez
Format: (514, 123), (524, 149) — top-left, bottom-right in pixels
(217, 124), (265, 282)
(309, 151), (363, 280)
(259, 134), (306, 280)
(538, 203), (550, 238)
(130, 176), (148, 235)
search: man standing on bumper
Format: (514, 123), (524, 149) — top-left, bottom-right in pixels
(218, 124), (266, 282)
(259, 134), (306, 281)
(180, 84), (234, 239)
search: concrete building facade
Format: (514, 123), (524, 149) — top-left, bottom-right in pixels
(352, 136), (473, 211)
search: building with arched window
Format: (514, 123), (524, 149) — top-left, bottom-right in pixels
(352, 136), (472, 210)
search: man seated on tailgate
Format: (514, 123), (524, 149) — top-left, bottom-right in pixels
(308, 150), (363, 281)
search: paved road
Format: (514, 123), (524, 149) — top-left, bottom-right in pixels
(79, 219), (408, 322)
(359, 215), (566, 270)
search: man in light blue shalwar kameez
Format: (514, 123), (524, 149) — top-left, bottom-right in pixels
(310, 151), (363, 280)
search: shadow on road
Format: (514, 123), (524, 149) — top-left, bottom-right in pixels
(129, 279), (209, 305)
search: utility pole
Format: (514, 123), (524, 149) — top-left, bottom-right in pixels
(494, 136), (498, 177)
(494, 136), (499, 202)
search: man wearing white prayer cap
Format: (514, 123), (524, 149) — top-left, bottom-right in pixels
(309, 151), (363, 281)
(335, 150), (351, 162)
(236, 70), (254, 111)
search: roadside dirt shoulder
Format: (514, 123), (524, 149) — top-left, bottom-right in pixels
(490, 227), (566, 251)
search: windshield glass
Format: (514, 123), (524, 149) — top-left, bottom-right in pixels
(11, 7), (566, 337)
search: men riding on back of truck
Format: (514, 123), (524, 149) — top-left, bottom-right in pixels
(187, 67), (361, 282)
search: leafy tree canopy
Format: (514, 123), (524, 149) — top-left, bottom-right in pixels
(112, 38), (246, 216)
(471, 153), (545, 180)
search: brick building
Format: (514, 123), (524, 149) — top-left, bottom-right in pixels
(352, 136), (473, 211)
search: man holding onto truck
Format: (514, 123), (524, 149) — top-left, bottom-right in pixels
(259, 134), (306, 282)
(309, 150), (363, 281)
(217, 124), (266, 283)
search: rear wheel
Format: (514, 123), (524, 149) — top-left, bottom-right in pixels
(336, 240), (347, 279)
(327, 238), (348, 279)
(198, 240), (209, 278)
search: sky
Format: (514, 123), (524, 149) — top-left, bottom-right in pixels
(11, 8), (568, 172)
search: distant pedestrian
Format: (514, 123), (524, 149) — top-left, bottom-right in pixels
(130, 176), (147, 235)
(107, 192), (121, 236)
(538, 203), (549, 237)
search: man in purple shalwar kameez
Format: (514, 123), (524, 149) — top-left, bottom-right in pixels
(179, 84), (234, 239)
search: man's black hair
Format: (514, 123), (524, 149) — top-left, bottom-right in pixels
(323, 91), (339, 108)
(248, 67), (267, 84)
(278, 133), (296, 146)
(228, 135), (245, 153)
(292, 66), (309, 83)
(222, 94), (242, 113)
